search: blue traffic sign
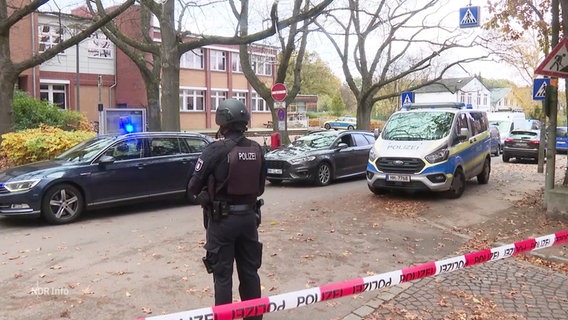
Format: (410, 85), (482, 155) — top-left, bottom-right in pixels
(401, 91), (415, 106)
(533, 78), (550, 101)
(459, 6), (480, 28)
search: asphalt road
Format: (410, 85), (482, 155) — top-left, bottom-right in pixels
(0, 155), (566, 320)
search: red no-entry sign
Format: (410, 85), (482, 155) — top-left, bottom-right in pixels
(271, 83), (287, 102)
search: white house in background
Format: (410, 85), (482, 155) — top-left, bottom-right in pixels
(413, 76), (491, 111)
(489, 87), (523, 112)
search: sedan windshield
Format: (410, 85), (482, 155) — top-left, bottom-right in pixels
(382, 111), (454, 141)
(290, 132), (338, 149)
(55, 136), (118, 163)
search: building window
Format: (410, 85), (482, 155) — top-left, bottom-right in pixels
(38, 25), (63, 53)
(231, 52), (242, 73)
(210, 50), (226, 71)
(40, 84), (66, 109)
(181, 49), (203, 69)
(483, 94), (488, 106)
(459, 92), (466, 103)
(180, 89), (205, 111)
(251, 54), (272, 76)
(251, 92), (268, 112)
(210, 91), (227, 111)
(88, 32), (112, 58)
(232, 92), (247, 105)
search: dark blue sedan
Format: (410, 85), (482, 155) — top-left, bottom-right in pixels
(0, 132), (212, 224)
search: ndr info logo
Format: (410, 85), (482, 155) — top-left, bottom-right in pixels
(30, 281), (69, 296)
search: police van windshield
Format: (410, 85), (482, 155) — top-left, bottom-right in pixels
(382, 111), (454, 141)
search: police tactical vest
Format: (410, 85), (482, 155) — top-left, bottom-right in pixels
(224, 143), (262, 196)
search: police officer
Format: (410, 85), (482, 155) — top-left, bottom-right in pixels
(188, 99), (265, 320)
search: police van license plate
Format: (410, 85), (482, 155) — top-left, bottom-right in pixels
(267, 168), (282, 174)
(387, 174), (410, 182)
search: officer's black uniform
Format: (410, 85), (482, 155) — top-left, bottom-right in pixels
(188, 100), (265, 320)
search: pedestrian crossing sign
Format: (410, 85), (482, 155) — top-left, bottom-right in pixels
(532, 78), (550, 101)
(401, 92), (414, 106)
(459, 6), (480, 28)
(535, 37), (568, 78)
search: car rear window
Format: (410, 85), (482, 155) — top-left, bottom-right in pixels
(557, 127), (567, 137)
(510, 131), (538, 139)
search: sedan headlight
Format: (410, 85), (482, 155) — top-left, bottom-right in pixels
(368, 146), (378, 162)
(2, 179), (41, 192)
(425, 148), (449, 164)
(288, 156), (316, 165)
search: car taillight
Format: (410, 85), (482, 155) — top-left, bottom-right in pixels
(528, 139), (540, 145)
(504, 138), (513, 143)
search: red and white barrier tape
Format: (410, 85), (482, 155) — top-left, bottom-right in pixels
(137, 230), (568, 320)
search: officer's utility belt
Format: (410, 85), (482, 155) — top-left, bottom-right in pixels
(210, 201), (254, 220)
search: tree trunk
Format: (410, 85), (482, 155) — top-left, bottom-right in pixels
(146, 83), (161, 131)
(159, 0), (180, 131)
(357, 99), (373, 131)
(0, 39), (17, 143)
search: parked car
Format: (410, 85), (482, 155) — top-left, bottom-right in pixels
(556, 126), (568, 153)
(502, 129), (542, 163)
(0, 132), (213, 224)
(323, 116), (357, 130)
(489, 125), (501, 156)
(264, 130), (375, 186)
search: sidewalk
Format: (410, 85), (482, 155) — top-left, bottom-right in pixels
(344, 257), (568, 320)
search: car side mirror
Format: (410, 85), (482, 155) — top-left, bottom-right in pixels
(373, 128), (380, 139)
(337, 142), (348, 149)
(98, 155), (116, 165)
(457, 128), (469, 141)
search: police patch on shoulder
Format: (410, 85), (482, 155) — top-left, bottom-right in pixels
(195, 158), (204, 171)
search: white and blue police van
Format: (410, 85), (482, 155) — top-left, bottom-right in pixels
(366, 102), (491, 199)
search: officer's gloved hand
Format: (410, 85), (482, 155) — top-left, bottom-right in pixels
(196, 190), (210, 206)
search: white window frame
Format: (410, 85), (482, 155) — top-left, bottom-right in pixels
(180, 89), (205, 111)
(210, 90), (227, 111)
(181, 49), (204, 69)
(232, 91), (247, 105)
(251, 92), (268, 112)
(231, 52), (242, 73)
(88, 31), (112, 58)
(40, 82), (68, 109)
(251, 54), (272, 76)
(38, 25), (64, 53)
(210, 50), (226, 71)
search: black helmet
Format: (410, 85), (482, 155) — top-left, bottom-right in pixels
(215, 99), (250, 126)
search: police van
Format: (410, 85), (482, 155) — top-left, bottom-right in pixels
(366, 102), (491, 198)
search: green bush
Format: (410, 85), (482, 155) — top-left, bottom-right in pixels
(0, 125), (95, 166)
(13, 90), (92, 131)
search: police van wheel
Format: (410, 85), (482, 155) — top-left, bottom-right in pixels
(314, 162), (332, 186)
(477, 158), (490, 185)
(443, 169), (465, 199)
(324, 123), (331, 130)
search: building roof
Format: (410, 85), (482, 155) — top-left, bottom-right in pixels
(414, 77), (477, 94)
(489, 87), (512, 105)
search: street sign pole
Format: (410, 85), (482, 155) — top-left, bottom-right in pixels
(271, 83), (288, 144)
